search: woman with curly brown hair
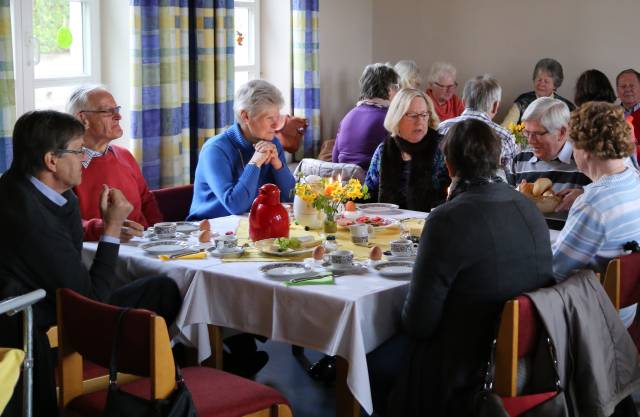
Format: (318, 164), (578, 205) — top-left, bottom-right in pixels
(553, 101), (640, 328)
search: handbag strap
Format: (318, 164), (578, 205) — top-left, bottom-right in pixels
(481, 322), (562, 394)
(108, 307), (131, 385)
(107, 307), (186, 386)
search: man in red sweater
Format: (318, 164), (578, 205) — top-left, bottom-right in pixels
(67, 86), (163, 241)
(617, 69), (640, 161)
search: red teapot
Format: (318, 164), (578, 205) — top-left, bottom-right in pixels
(249, 183), (289, 241)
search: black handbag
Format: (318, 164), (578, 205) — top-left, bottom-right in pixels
(102, 308), (198, 417)
(475, 336), (568, 417)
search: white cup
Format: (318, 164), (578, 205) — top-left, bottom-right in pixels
(329, 250), (354, 268)
(214, 235), (238, 252)
(349, 223), (374, 244)
(389, 239), (418, 257)
(153, 222), (177, 239)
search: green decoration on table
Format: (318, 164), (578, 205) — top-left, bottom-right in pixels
(56, 26), (73, 49)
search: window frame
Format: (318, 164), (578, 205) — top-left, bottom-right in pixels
(234, 0), (261, 83)
(10, 0), (101, 114)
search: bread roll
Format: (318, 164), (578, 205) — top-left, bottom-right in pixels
(520, 182), (534, 196)
(532, 178), (552, 197)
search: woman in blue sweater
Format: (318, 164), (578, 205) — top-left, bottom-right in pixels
(188, 80), (296, 220)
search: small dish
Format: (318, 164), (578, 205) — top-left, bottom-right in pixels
(254, 237), (321, 257)
(259, 262), (312, 279)
(373, 261), (414, 278)
(140, 240), (189, 255)
(175, 222), (200, 233)
(358, 203), (402, 215)
(207, 246), (244, 258)
(385, 253), (417, 261)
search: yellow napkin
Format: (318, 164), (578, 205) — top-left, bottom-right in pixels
(158, 252), (207, 261)
(230, 219), (402, 262)
(0, 348), (24, 413)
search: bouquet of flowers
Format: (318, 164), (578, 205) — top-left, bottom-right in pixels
(294, 176), (369, 226)
(508, 122), (527, 148)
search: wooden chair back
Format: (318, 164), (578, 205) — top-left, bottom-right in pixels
(57, 288), (175, 408)
(604, 252), (640, 309)
(495, 295), (539, 397)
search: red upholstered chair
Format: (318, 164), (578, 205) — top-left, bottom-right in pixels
(494, 296), (558, 416)
(57, 289), (292, 417)
(151, 184), (194, 222)
(604, 253), (640, 351)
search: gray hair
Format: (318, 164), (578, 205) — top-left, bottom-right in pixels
(533, 58), (564, 89)
(234, 79), (284, 120)
(395, 60), (422, 90)
(384, 88), (439, 137)
(522, 96), (570, 133)
(427, 61), (457, 84)
(462, 74), (502, 113)
(359, 63), (399, 101)
(66, 85), (108, 115)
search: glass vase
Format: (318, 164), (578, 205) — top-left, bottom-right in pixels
(323, 214), (337, 234)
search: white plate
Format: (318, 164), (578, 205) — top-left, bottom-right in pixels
(373, 261), (414, 278)
(140, 240), (189, 255)
(175, 222), (200, 233)
(207, 246), (244, 258)
(358, 203), (400, 214)
(255, 237), (320, 257)
(336, 216), (400, 230)
(259, 262), (312, 279)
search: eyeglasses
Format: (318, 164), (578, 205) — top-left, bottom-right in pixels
(404, 112), (430, 121)
(80, 106), (122, 117)
(389, 83), (400, 92)
(433, 81), (458, 91)
(523, 129), (549, 139)
(56, 147), (88, 157)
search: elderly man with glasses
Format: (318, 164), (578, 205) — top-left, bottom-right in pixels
(508, 97), (590, 211)
(67, 86), (163, 241)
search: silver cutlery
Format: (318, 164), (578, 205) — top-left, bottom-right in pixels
(168, 248), (204, 259)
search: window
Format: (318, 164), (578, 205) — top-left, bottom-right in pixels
(10, 0), (100, 114)
(234, 0), (260, 91)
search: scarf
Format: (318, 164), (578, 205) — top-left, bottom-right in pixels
(378, 129), (445, 211)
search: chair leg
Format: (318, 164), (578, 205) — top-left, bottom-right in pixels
(291, 344), (312, 370)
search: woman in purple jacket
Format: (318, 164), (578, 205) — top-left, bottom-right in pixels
(332, 63), (399, 170)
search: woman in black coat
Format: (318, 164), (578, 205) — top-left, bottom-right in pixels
(368, 119), (555, 417)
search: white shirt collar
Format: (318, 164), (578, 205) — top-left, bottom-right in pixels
(29, 176), (68, 206)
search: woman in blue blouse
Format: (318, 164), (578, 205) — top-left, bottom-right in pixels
(188, 80), (296, 220)
(365, 88), (450, 211)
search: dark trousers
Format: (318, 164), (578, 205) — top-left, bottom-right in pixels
(0, 275), (181, 417)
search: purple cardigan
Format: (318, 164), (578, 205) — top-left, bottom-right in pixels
(332, 104), (389, 170)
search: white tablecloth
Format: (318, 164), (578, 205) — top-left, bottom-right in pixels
(82, 210), (427, 414)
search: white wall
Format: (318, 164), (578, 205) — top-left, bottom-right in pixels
(369, 0), (640, 120)
(101, 0), (130, 148)
(261, 0), (292, 113)
(319, 0), (373, 140)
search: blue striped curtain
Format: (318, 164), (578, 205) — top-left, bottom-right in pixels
(130, 0), (234, 189)
(0, 0), (15, 173)
(291, 0), (320, 158)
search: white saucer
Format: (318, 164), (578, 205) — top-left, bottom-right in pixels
(385, 253), (417, 261)
(326, 262), (366, 274)
(207, 246), (244, 258)
(175, 222), (200, 233)
(373, 261), (414, 278)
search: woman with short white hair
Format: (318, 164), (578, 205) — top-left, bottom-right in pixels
(188, 79), (295, 220)
(365, 88), (449, 211)
(426, 61), (465, 121)
(395, 60), (422, 90)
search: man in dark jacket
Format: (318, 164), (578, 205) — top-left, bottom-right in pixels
(0, 110), (181, 416)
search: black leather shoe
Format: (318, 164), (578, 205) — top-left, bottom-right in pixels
(308, 355), (336, 384)
(223, 350), (269, 378)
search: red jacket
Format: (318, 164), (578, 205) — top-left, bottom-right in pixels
(73, 145), (163, 241)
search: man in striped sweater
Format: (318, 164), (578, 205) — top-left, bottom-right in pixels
(508, 97), (590, 212)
